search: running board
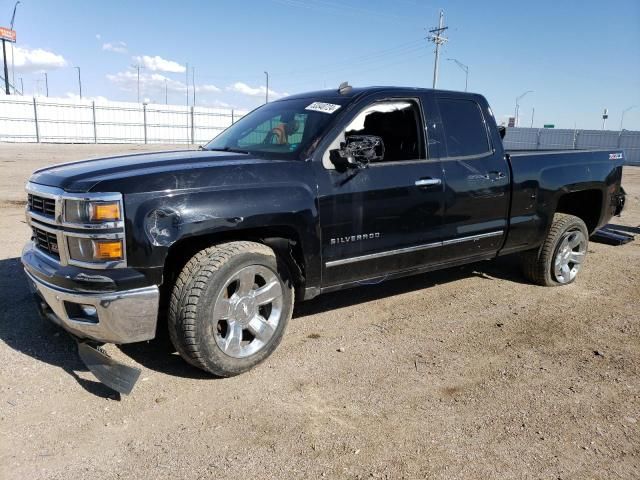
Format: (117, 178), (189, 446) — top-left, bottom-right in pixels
(77, 341), (141, 395)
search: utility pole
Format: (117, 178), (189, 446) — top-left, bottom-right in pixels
(19, 76), (23, 95)
(620, 105), (637, 131)
(44, 72), (48, 97)
(446, 58), (468, 91)
(74, 67), (82, 99)
(192, 66), (195, 106)
(427, 9), (448, 89)
(2, 39), (9, 94)
(165, 79), (168, 104)
(514, 90), (533, 127)
(264, 71), (269, 103)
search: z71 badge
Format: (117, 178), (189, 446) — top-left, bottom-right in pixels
(330, 232), (380, 245)
(609, 152), (623, 160)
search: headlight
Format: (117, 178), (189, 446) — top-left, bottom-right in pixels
(67, 237), (124, 263)
(65, 199), (121, 224)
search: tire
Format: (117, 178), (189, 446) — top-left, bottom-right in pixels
(168, 241), (294, 376)
(522, 213), (589, 287)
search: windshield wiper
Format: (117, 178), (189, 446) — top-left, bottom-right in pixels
(206, 146), (251, 154)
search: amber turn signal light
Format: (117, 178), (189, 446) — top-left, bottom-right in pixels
(90, 202), (121, 222)
(94, 240), (123, 260)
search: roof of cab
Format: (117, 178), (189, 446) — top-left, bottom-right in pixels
(277, 85), (479, 102)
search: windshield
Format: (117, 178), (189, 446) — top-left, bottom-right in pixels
(205, 98), (346, 159)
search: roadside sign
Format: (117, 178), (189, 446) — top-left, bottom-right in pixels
(543, 124), (555, 128)
(0, 27), (16, 43)
(507, 116), (516, 128)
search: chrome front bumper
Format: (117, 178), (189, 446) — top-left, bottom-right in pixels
(25, 269), (160, 344)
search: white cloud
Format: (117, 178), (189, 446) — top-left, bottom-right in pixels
(107, 70), (182, 92)
(107, 70), (219, 95)
(102, 41), (128, 54)
(6, 46), (67, 73)
(64, 92), (110, 103)
(133, 55), (185, 73)
(227, 81), (287, 99)
(201, 99), (232, 108)
(196, 84), (221, 93)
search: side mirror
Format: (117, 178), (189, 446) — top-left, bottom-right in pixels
(330, 135), (385, 171)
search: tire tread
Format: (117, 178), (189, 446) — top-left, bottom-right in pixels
(168, 241), (278, 372)
(522, 213), (587, 286)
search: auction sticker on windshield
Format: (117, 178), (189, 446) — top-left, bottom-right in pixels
(305, 102), (342, 114)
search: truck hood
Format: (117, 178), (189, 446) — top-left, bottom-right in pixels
(29, 150), (290, 194)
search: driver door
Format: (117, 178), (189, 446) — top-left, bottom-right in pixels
(316, 96), (445, 287)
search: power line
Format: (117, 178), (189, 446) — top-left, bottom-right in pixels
(271, 0), (415, 23)
(285, 40), (425, 79)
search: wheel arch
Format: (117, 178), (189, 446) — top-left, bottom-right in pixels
(554, 188), (603, 234)
(161, 225), (308, 301)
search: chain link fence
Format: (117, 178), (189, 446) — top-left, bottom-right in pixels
(0, 96), (247, 145)
(504, 127), (640, 165)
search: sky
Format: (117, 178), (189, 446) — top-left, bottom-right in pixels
(1, 0), (639, 130)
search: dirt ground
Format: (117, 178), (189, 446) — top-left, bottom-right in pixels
(0, 144), (638, 480)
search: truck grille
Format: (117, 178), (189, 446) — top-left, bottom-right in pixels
(28, 194), (56, 217)
(32, 226), (60, 258)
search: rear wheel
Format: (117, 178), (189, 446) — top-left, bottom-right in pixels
(522, 213), (588, 286)
(168, 241), (294, 376)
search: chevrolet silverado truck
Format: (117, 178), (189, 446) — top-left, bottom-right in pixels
(22, 85), (626, 392)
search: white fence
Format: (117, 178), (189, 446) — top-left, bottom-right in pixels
(0, 96), (248, 145)
(504, 127), (640, 165)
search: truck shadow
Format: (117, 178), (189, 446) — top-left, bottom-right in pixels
(0, 254), (525, 388)
(0, 257), (121, 399)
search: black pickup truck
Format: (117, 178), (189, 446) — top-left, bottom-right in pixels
(22, 85), (626, 390)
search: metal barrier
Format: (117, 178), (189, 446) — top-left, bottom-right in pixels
(504, 127), (640, 165)
(2, 97), (639, 165)
(0, 96), (246, 145)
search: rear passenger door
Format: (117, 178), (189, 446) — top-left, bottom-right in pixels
(436, 95), (510, 261)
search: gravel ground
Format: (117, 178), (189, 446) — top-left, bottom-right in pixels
(0, 144), (638, 480)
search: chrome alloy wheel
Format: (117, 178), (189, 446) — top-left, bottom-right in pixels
(553, 229), (587, 284)
(212, 265), (284, 358)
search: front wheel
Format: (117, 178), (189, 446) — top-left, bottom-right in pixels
(522, 213), (589, 286)
(168, 241), (294, 376)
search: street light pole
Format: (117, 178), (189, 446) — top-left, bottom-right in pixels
(264, 71), (269, 104)
(74, 67), (82, 99)
(446, 58), (469, 92)
(44, 72), (48, 97)
(514, 90), (533, 127)
(620, 105), (637, 131)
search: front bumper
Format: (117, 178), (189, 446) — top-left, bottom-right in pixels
(24, 267), (159, 344)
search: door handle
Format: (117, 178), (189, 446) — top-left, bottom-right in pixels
(415, 178), (442, 188)
(487, 171), (506, 181)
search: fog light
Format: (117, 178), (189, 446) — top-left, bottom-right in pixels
(64, 301), (99, 323)
(80, 305), (97, 317)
